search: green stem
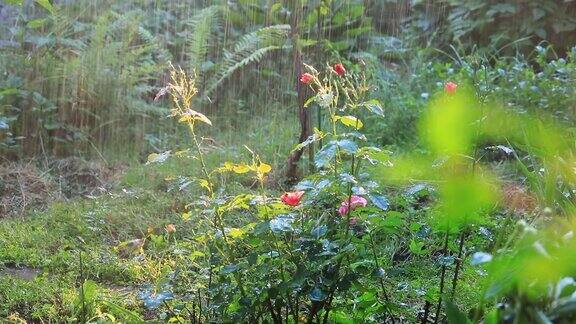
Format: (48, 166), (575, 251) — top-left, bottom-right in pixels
(451, 230), (467, 299)
(434, 232), (450, 324)
(368, 232), (392, 305)
(328, 105), (339, 177)
(367, 234), (394, 323)
(188, 123), (212, 193)
(79, 250), (86, 323)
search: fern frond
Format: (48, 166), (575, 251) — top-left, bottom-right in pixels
(205, 24), (290, 96)
(186, 5), (220, 77)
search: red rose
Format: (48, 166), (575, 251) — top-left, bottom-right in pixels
(444, 81), (458, 94)
(281, 191), (305, 206)
(300, 73), (314, 85)
(333, 63), (346, 76)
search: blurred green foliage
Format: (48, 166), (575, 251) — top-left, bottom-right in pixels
(1, 0), (576, 323)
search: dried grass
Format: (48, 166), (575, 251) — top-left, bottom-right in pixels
(0, 158), (117, 216)
(0, 163), (54, 216)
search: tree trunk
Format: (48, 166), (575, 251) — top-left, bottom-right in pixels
(285, 1), (311, 182)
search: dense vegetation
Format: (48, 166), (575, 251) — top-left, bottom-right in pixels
(1, 0), (576, 323)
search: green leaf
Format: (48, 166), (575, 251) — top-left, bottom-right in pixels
(315, 143), (337, 168)
(256, 162), (271, 174)
(269, 215), (294, 233)
(311, 225), (327, 239)
(2, 0), (23, 5)
(232, 164), (250, 174)
(534, 310), (553, 324)
(100, 300), (144, 322)
(483, 308), (499, 324)
(27, 18), (47, 29)
(292, 130), (324, 153)
(381, 212), (403, 228)
(146, 151), (171, 164)
(409, 240), (427, 255)
(433, 174), (497, 231)
(335, 115), (363, 129)
(330, 311), (354, 324)
(220, 264), (239, 274)
(363, 99), (385, 117)
(421, 88), (480, 155)
(470, 252), (492, 265)
(309, 287), (327, 302)
(368, 194), (389, 210)
(444, 300), (472, 324)
(0, 88), (20, 99)
(336, 139), (358, 155)
(35, 0), (55, 14)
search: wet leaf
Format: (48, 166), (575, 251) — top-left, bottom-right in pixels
(486, 145), (515, 155)
(256, 162), (272, 174)
(220, 264), (239, 274)
(146, 151), (171, 164)
(445, 300), (471, 324)
(335, 115), (363, 129)
(363, 99), (385, 117)
(471, 252), (493, 266)
(315, 143), (337, 168)
(27, 18), (47, 28)
(139, 290), (173, 310)
(368, 194), (389, 210)
(232, 164), (251, 174)
(409, 240), (427, 255)
(374, 267), (386, 278)
(269, 215), (294, 233)
(228, 228), (245, 239)
(309, 287), (327, 302)
(3, 0), (23, 5)
(311, 225), (327, 239)
(35, 0), (55, 14)
(438, 255), (455, 266)
(337, 139), (358, 154)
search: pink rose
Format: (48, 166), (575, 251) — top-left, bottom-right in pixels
(338, 195), (368, 216)
(444, 81), (458, 94)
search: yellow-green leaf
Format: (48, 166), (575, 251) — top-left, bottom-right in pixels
(304, 96), (315, 108)
(198, 179), (211, 191)
(256, 163), (272, 174)
(27, 18), (47, 28)
(4, 0), (23, 5)
(35, 0), (54, 14)
(335, 115), (363, 129)
(228, 228), (245, 239)
(178, 111), (212, 126)
(232, 164), (251, 174)
(146, 151), (171, 164)
(178, 115), (193, 123)
(193, 111), (212, 125)
(190, 251), (205, 260)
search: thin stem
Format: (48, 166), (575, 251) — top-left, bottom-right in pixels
(434, 231), (450, 324)
(451, 230), (467, 299)
(267, 298), (281, 324)
(317, 104), (323, 148)
(368, 232), (391, 305)
(163, 300), (185, 324)
(197, 290), (203, 322)
(79, 250), (86, 323)
(183, 303), (195, 323)
(421, 301), (432, 324)
(328, 105), (339, 177)
(188, 123), (212, 193)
